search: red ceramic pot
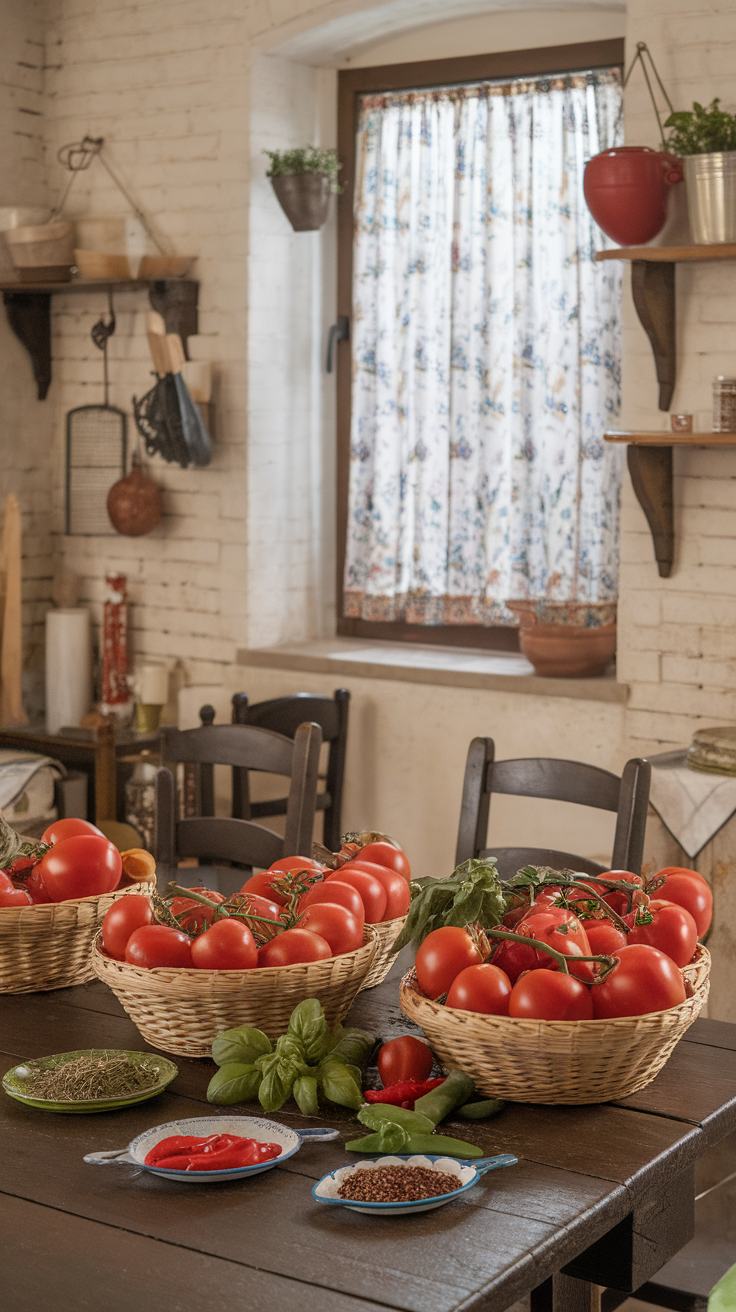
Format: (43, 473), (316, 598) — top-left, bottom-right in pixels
(584, 146), (683, 246)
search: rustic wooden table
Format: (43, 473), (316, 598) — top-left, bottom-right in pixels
(1, 955), (734, 1312)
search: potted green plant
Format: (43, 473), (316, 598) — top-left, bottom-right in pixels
(665, 99), (736, 243)
(264, 147), (342, 232)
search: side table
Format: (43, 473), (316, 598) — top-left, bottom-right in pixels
(0, 721), (160, 824)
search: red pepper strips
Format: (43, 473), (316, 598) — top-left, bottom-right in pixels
(364, 1077), (445, 1109)
(145, 1133), (282, 1171)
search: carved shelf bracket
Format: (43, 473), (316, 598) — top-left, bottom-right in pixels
(630, 260), (675, 412)
(1, 278), (198, 398)
(626, 444), (674, 578)
(3, 291), (52, 400)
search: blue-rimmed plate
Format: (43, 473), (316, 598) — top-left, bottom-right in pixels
(84, 1115), (338, 1182)
(312, 1152), (517, 1215)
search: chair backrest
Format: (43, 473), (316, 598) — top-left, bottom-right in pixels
(158, 720), (322, 859)
(455, 737), (651, 876)
(154, 767), (288, 878)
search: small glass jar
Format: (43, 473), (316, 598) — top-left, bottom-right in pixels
(713, 377), (736, 432)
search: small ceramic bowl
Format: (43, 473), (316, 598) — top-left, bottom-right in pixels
(84, 1115), (338, 1183)
(312, 1152), (518, 1215)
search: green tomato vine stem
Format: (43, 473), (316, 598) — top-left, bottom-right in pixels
(485, 927), (617, 983)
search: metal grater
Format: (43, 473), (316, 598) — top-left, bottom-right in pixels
(65, 291), (127, 535)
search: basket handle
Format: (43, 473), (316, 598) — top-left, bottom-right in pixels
(296, 1128), (340, 1142)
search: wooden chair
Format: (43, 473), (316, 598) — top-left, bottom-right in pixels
(155, 720), (322, 894)
(455, 737), (651, 877)
(199, 689), (350, 851)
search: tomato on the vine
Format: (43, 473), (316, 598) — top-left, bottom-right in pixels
(649, 870), (712, 937)
(377, 1035), (432, 1086)
(446, 963), (512, 1015)
(299, 879), (365, 923)
(349, 842), (411, 883)
(125, 925), (193, 968)
(297, 903), (364, 954)
(102, 894), (153, 960)
(327, 868), (387, 923)
(240, 871), (291, 907)
(257, 928), (332, 967)
(191, 918), (258, 970)
(509, 970), (593, 1020)
(598, 871), (644, 917)
(627, 900), (697, 968)
(591, 944), (686, 1018)
(579, 917), (627, 956)
(517, 909), (594, 981)
(490, 936), (538, 984)
(41, 817), (105, 845)
(170, 887), (226, 933)
(266, 856), (325, 877)
(0, 886), (33, 907)
(342, 860), (410, 920)
(415, 927), (482, 998)
(35, 835), (122, 901)
(24, 867), (53, 904)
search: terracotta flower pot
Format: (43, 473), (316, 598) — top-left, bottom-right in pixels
(507, 602), (617, 678)
(584, 146), (683, 246)
(271, 174), (332, 231)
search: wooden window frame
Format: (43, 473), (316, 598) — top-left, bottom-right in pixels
(335, 37), (625, 652)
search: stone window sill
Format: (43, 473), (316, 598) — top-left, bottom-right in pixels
(235, 638), (628, 704)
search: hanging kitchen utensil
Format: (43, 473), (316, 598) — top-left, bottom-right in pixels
(107, 453), (163, 536)
(165, 332), (211, 467)
(132, 322), (211, 468)
(65, 291), (127, 535)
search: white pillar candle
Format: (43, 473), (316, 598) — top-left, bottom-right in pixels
(137, 662), (169, 705)
(45, 608), (92, 733)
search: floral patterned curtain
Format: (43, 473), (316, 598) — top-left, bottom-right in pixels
(343, 69), (623, 626)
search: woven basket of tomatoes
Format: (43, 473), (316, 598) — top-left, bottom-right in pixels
(397, 859), (713, 1104)
(309, 833), (412, 990)
(92, 855), (386, 1056)
(0, 817), (156, 995)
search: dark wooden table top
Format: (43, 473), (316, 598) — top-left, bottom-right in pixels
(1, 956), (735, 1312)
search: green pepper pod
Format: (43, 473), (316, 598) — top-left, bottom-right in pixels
(358, 1102), (435, 1135)
(413, 1069), (475, 1124)
(457, 1098), (506, 1121)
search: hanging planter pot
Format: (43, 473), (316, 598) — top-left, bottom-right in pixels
(270, 173), (332, 232)
(264, 147), (342, 233)
(584, 147), (683, 246)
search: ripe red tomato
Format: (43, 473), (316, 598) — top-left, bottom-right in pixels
(627, 900), (697, 968)
(518, 909), (594, 981)
(258, 928), (332, 967)
(243, 864), (324, 907)
(446, 963), (512, 1015)
(170, 887), (226, 933)
(415, 927), (482, 998)
(125, 925), (193, 968)
(651, 871), (712, 937)
(591, 944), (686, 1019)
(599, 871), (644, 917)
(266, 856), (324, 875)
(377, 1035), (432, 1086)
(490, 937), (538, 984)
(579, 918), (627, 956)
(41, 817), (105, 845)
(102, 894), (153, 960)
(35, 835), (122, 902)
(299, 879), (365, 923)
(351, 842), (411, 882)
(343, 860), (410, 920)
(0, 870), (13, 891)
(240, 871), (290, 907)
(297, 903), (364, 954)
(657, 865), (708, 885)
(237, 891), (282, 924)
(0, 886), (33, 907)
(509, 970), (593, 1020)
(327, 868), (387, 923)
(23, 867), (53, 904)
(191, 918), (258, 970)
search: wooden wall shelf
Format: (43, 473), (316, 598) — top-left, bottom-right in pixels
(594, 244), (736, 413)
(604, 430), (736, 579)
(0, 277), (198, 399)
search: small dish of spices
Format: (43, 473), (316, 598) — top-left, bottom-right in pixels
(2, 1048), (178, 1114)
(312, 1152), (517, 1215)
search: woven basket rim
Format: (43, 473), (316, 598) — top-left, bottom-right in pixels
(402, 944), (711, 1029)
(0, 870), (155, 918)
(93, 921), (378, 983)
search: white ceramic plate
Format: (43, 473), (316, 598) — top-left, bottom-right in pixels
(84, 1115), (338, 1182)
(312, 1152), (517, 1215)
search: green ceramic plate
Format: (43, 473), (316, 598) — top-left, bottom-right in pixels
(2, 1049), (178, 1114)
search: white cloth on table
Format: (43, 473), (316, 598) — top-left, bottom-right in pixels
(648, 749), (736, 859)
(0, 750), (64, 825)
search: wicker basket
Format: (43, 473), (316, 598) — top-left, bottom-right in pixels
(399, 946), (711, 1105)
(92, 925), (379, 1056)
(0, 872), (156, 995)
(359, 915), (406, 991)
